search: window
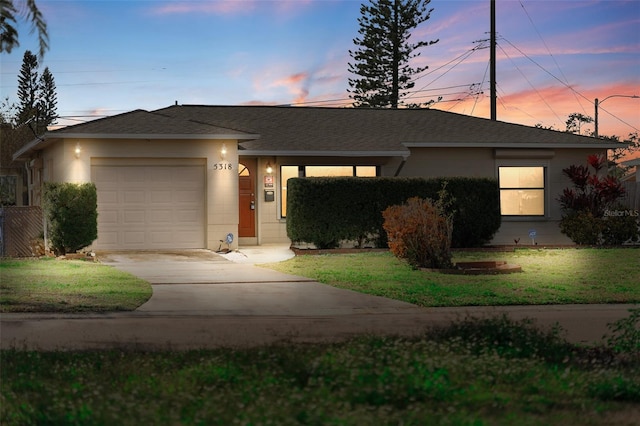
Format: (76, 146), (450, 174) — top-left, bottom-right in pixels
(280, 166), (299, 217)
(499, 166), (545, 216)
(280, 165), (378, 217)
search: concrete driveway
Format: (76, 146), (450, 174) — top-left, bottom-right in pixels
(99, 248), (423, 316)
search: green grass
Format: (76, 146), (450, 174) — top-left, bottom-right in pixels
(2, 316), (638, 425)
(0, 258), (152, 312)
(262, 248), (640, 306)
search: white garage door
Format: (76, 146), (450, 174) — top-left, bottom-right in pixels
(91, 159), (205, 250)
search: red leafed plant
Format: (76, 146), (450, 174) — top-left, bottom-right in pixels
(558, 154), (625, 217)
(558, 155), (638, 245)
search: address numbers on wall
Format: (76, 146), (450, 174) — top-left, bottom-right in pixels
(212, 163), (233, 171)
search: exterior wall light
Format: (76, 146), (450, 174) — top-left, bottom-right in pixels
(266, 162), (273, 174)
(220, 143), (227, 160)
(74, 142), (81, 159)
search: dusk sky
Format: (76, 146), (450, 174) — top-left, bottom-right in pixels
(1, 0), (638, 146)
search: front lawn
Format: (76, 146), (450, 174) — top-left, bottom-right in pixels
(262, 248), (640, 306)
(0, 258), (151, 313)
(2, 316), (638, 425)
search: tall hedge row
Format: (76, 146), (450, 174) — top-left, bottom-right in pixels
(43, 182), (98, 255)
(286, 177), (501, 249)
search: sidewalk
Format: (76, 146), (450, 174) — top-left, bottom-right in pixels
(2, 304), (636, 351)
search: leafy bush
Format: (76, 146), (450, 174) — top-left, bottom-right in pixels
(558, 155), (638, 245)
(43, 182), (98, 255)
(602, 206), (640, 245)
(558, 211), (603, 245)
(383, 194), (453, 269)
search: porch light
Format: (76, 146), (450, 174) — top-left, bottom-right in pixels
(74, 143), (81, 158)
(220, 143), (227, 160)
(266, 162), (273, 174)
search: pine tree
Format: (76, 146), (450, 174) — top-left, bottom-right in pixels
(16, 50), (38, 125)
(37, 66), (57, 133)
(348, 0), (439, 108)
(15, 50), (57, 134)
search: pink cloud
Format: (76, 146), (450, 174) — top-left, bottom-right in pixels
(440, 80), (639, 139)
(151, 1), (258, 16)
(150, 0), (313, 17)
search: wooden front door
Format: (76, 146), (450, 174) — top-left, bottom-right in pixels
(238, 161), (256, 237)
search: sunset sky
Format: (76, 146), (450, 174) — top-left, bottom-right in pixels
(1, 0), (638, 145)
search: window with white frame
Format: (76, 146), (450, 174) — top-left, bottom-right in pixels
(498, 166), (545, 216)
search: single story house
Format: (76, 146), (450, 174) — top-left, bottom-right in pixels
(13, 105), (625, 250)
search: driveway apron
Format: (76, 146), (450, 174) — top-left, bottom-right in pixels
(99, 250), (423, 316)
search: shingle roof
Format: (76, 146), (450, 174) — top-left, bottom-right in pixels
(153, 105), (624, 153)
(49, 109), (256, 139)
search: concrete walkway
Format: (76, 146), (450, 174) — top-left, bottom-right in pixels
(1, 246), (637, 351)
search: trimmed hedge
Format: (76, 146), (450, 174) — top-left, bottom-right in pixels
(286, 177), (501, 249)
(43, 182), (98, 255)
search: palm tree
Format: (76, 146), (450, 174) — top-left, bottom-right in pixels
(0, 0), (48, 58)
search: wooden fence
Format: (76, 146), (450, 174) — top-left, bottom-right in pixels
(0, 206), (43, 257)
(621, 181), (639, 211)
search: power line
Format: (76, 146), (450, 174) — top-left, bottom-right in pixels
(500, 36), (638, 133)
(518, 0), (588, 116)
(406, 40), (488, 101)
(497, 41), (563, 123)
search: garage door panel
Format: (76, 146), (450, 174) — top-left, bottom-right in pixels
(98, 210), (118, 225)
(122, 168), (146, 183)
(148, 209), (172, 223)
(98, 231), (118, 245)
(151, 190), (172, 203)
(100, 190), (118, 204)
(149, 168), (172, 182)
(123, 210), (145, 224)
(150, 231), (172, 244)
(124, 231), (145, 244)
(92, 163), (205, 250)
(175, 189), (200, 203)
(177, 209), (200, 223)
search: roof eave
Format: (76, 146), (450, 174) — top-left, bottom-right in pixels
(12, 136), (50, 162)
(49, 132), (260, 140)
(403, 142), (626, 149)
(239, 150), (410, 157)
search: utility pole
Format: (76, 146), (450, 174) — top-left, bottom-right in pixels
(490, 0), (497, 121)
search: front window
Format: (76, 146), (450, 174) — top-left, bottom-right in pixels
(499, 166), (545, 216)
(280, 165), (377, 217)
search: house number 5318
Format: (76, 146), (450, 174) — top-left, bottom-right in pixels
(213, 163), (232, 171)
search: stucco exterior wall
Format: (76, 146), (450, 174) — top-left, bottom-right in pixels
(41, 137), (240, 250)
(395, 148), (495, 178)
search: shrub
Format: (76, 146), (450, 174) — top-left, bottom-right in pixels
(382, 194), (453, 269)
(558, 155), (637, 245)
(601, 206), (640, 245)
(286, 177), (500, 249)
(558, 211), (603, 245)
(42, 182), (98, 255)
